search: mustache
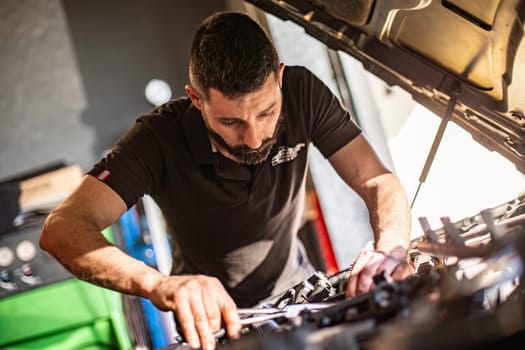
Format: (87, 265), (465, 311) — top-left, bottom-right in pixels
(228, 137), (275, 155)
(207, 112), (284, 165)
(230, 137), (277, 164)
(207, 130), (277, 165)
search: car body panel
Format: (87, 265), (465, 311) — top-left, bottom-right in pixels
(246, 0), (525, 172)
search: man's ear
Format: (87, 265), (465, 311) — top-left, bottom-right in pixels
(185, 85), (203, 110)
(278, 63), (285, 88)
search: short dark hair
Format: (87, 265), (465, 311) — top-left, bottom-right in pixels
(189, 11), (280, 100)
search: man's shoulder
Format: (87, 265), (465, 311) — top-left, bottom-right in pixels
(138, 97), (192, 126)
(283, 65), (313, 80)
(282, 65), (322, 95)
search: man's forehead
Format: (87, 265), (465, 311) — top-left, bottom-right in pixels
(206, 79), (280, 116)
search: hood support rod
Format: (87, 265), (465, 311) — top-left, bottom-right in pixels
(410, 90), (459, 209)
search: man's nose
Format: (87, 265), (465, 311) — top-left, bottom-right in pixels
(243, 124), (263, 149)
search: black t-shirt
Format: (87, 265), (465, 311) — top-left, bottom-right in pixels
(88, 66), (361, 306)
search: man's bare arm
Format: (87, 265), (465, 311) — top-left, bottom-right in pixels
(39, 175), (240, 350)
(328, 134), (412, 295)
(39, 175), (163, 295)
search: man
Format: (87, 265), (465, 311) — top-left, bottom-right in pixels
(40, 11), (412, 350)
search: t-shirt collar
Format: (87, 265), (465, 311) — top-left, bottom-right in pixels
(182, 99), (288, 181)
(182, 102), (252, 181)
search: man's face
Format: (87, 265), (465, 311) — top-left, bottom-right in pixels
(205, 111), (283, 165)
(187, 67), (284, 165)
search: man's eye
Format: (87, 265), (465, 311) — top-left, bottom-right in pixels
(222, 120), (241, 127)
(260, 111), (274, 119)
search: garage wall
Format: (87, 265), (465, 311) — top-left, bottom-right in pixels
(0, 0), (91, 179)
(0, 0), (226, 180)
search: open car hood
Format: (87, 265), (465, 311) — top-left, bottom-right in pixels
(246, 0), (525, 173)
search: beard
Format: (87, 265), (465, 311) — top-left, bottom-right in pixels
(206, 112), (284, 165)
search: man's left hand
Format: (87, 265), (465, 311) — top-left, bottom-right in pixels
(345, 249), (413, 297)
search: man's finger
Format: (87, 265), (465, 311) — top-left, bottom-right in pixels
(390, 260), (413, 280)
(201, 289), (223, 332)
(219, 297), (241, 339)
(346, 251), (373, 297)
(189, 290), (216, 350)
(355, 260), (382, 294)
(175, 300), (199, 349)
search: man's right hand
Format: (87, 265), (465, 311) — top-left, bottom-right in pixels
(149, 275), (241, 350)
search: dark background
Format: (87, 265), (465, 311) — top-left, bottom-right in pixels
(0, 0), (228, 180)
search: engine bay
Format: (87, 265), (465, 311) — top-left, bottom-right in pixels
(164, 194), (525, 349)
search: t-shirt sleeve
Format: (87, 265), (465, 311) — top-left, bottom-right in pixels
(288, 66), (361, 158)
(87, 119), (165, 209)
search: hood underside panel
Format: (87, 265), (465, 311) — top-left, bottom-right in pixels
(247, 0), (525, 173)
